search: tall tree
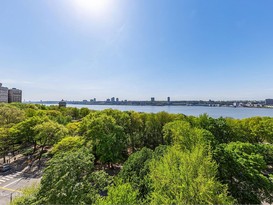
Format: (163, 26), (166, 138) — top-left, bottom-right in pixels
(0, 105), (25, 127)
(82, 114), (127, 165)
(0, 128), (11, 163)
(36, 148), (111, 204)
(148, 145), (235, 204)
(214, 142), (273, 204)
(97, 182), (139, 205)
(34, 120), (68, 161)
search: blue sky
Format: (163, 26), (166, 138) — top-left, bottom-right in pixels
(1, 0), (273, 101)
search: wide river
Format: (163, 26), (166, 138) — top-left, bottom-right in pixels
(57, 104), (273, 119)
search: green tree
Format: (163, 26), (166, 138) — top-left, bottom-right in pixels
(79, 107), (91, 118)
(214, 142), (273, 204)
(126, 111), (145, 152)
(82, 114), (127, 166)
(148, 145), (235, 204)
(0, 105), (25, 127)
(34, 120), (68, 161)
(51, 136), (84, 155)
(143, 114), (163, 149)
(66, 121), (80, 136)
(9, 116), (48, 153)
(36, 148), (111, 204)
(0, 128), (12, 163)
(197, 114), (235, 144)
(163, 120), (215, 150)
(97, 181), (139, 205)
(118, 147), (153, 199)
(64, 107), (80, 120)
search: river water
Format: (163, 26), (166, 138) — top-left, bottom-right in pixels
(57, 104), (273, 119)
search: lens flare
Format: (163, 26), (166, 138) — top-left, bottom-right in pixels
(73, 0), (112, 18)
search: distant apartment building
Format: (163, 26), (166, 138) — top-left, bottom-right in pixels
(59, 99), (67, 108)
(151, 97), (155, 102)
(8, 88), (22, 103)
(265, 99), (273, 105)
(167, 97), (170, 103)
(0, 83), (8, 103)
(111, 97), (115, 102)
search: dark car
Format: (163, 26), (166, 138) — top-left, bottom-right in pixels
(0, 164), (11, 172)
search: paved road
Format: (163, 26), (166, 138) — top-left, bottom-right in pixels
(0, 169), (40, 205)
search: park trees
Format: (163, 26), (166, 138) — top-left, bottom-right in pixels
(143, 113), (163, 149)
(126, 111), (145, 152)
(197, 114), (236, 144)
(0, 128), (12, 163)
(163, 120), (215, 149)
(118, 147), (153, 199)
(51, 136), (84, 155)
(0, 105), (25, 127)
(35, 148), (111, 204)
(213, 142), (273, 204)
(147, 120), (236, 204)
(9, 116), (49, 153)
(97, 181), (139, 205)
(81, 114), (127, 165)
(34, 120), (68, 161)
(5, 105), (273, 204)
(148, 144), (235, 204)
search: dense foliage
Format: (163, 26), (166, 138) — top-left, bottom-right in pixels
(0, 103), (272, 204)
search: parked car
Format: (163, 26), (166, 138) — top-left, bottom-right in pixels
(0, 164), (11, 172)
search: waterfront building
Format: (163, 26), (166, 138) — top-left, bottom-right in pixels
(167, 97), (170, 103)
(0, 83), (8, 103)
(151, 97), (155, 102)
(111, 97), (115, 102)
(116, 98), (119, 102)
(8, 88), (22, 103)
(59, 99), (67, 108)
(265, 99), (273, 105)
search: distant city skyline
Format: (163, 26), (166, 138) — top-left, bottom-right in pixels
(1, 0), (273, 101)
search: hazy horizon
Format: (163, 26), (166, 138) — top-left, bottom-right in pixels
(1, 0), (273, 101)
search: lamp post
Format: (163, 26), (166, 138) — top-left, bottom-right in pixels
(7, 152), (12, 163)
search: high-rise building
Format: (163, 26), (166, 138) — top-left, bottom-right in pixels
(151, 97), (155, 102)
(111, 97), (115, 102)
(8, 88), (22, 103)
(59, 99), (67, 108)
(116, 98), (119, 102)
(167, 97), (170, 103)
(0, 83), (8, 103)
(265, 99), (273, 105)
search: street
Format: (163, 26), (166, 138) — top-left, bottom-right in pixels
(0, 168), (40, 205)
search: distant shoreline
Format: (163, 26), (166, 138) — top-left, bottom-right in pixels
(26, 101), (273, 109)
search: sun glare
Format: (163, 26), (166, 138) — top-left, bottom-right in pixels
(72, 0), (112, 18)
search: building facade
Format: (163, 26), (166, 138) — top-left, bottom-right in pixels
(59, 100), (67, 108)
(265, 99), (273, 105)
(0, 83), (8, 103)
(8, 88), (22, 103)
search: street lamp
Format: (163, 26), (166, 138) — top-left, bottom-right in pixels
(7, 152), (12, 164)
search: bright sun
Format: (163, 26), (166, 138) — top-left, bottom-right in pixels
(73, 0), (112, 18)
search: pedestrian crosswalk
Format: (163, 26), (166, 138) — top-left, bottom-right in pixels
(0, 171), (23, 185)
